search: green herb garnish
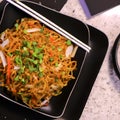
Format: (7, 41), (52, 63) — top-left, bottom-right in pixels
(66, 39), (72, 46)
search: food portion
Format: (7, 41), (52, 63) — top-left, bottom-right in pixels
(0, 18), (77, 108)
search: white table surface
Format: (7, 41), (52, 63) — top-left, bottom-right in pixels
(61, 0), (120, 120)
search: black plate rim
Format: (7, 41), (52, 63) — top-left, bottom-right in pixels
(112, 34), (120, 79)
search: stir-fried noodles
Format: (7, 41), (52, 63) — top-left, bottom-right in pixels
(0, 18), (77, 108)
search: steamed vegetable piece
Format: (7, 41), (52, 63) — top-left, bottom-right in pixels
(0, 18), (77, 108)
(0, 32), (10, 68)
(65, 45), (74, 58)
(0, 51), (7, 68)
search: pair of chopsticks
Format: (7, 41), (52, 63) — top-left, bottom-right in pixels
(6, 0), (91, 52)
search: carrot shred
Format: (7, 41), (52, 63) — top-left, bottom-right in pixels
(12, 88), (17, 94)
(57, 73), (61, 79)
(49, 37), (55, 43)
(28, 21), (36, 28)
(6, 56), (11, 85)
(49, 49), (54, 56)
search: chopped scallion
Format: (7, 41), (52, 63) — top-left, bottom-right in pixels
(55, 62), (59, 67)
(21, 78), (26, 84)
(52, 46), (55, 50)
(39, 59), (43, 64)
(14, 23), (19, 30)
(58, 47), (62, 52)
(38, 53), (43, 59)
(40, 26), (44, 33)
(49, 57), (54, 62)
(33, 60), (38, 65)
(23, 29), (27, 34)
(14, 75), (19, 81)
(34, 47), (42, 54)
(14, 50), (20, 55)
(59, 54), (63, 59)
(29, 65), (36, 72)
(14, 56), (22, 65)
(55, 77), (58, 82)
(20, 66), (25, 73)
(32, 41), (37, 46)
(8, 52), (13, 57)
(66, 40), (72, 46)
(27, 42), (32, 49)
(39, 72), (43, 77)
(22, 51), (29, 57)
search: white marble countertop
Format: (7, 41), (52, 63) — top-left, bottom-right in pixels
(61, 0), (120, 120)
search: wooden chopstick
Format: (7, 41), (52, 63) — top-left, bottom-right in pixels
(6, 0), (91, 52)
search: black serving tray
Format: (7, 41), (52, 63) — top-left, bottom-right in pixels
(80, 0), (120, 17)
(0, 1), (108, 120)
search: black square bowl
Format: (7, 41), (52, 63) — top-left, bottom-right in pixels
(0, 1), (108, 120)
